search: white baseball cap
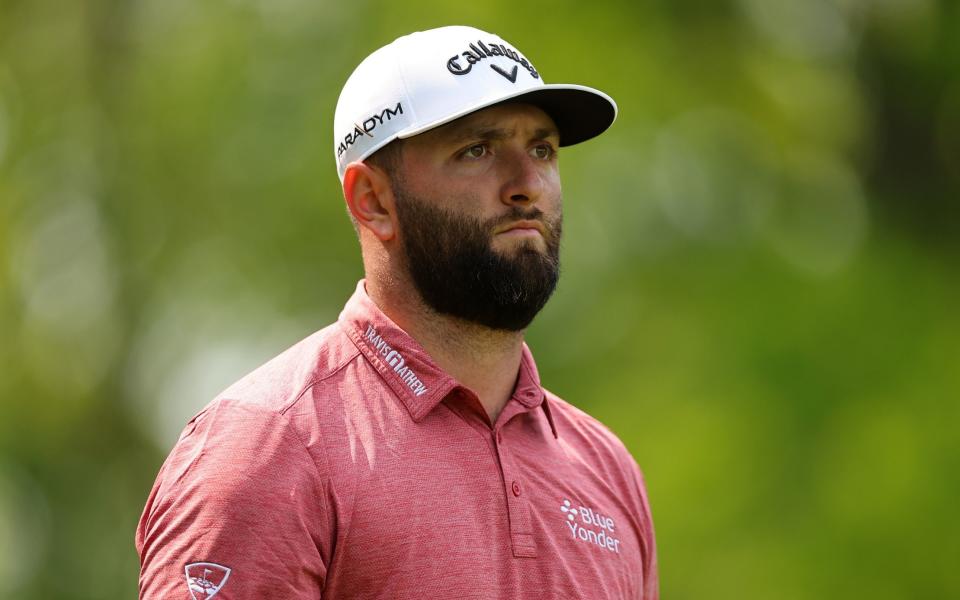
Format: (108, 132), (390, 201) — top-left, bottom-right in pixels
(334, 25), (618, 181)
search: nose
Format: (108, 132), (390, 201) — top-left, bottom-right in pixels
(499, 150), (546, 207)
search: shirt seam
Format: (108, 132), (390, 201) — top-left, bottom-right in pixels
(188, 400), (335, 572)
(279, 325), (361, 416)
(276, 407), (334, 567)
(274, 327), (363, 570)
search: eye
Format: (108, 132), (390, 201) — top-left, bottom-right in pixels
(461, 143), (488, 159)
(531, 143), (556, 160)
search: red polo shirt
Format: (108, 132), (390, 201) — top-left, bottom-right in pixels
(137, 281), (658, 599)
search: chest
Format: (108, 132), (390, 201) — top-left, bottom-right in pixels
(322, 407), (645, 599)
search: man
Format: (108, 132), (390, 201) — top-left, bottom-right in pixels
(137, 25), (657, 599)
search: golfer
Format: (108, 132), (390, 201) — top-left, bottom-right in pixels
(137, 25), (658, 599)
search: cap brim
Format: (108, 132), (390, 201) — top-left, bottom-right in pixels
(397, 83), (617, 147)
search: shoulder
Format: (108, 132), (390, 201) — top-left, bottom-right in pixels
(211, 321), (362, 415)
(544, 390), (632, 456)
(153, 321), (365, 496)
(542, 388), (658, 582)
(137, 322), (365, 594)
(542, 388), (649, 486)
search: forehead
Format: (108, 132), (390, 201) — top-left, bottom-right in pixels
(408, 102), (559, 147)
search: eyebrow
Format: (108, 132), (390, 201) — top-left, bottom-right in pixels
(447, 125), (560, 144)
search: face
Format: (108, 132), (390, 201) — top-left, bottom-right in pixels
(390, 103), (563, 332)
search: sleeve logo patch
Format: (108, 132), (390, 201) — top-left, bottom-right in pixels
(185, 562), (231, 599)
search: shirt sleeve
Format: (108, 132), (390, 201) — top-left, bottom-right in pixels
(136, 399), (332, 599)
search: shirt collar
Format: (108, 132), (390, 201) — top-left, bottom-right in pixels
(339, 280), (556, 436)
(515, 343), (558, 438)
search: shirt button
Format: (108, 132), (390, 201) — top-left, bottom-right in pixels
(511, 481), (521, 497)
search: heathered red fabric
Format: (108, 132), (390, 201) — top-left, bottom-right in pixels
(137, 281), (658, 599)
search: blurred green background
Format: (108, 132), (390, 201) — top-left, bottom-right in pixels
(1, 0), (958, 597)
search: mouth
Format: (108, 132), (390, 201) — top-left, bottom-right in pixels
(495, 220), (546, 239)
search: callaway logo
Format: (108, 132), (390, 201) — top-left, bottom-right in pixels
(337, 102), (404, 157)
(446, 40), (540, 82)
(363, 324), (429, 396)
(560, 498), (622, 554)
(185, 562), (231, 599)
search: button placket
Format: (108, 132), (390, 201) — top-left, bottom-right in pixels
(493, 425), (537, 558)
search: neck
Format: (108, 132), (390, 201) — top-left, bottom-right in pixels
(366, 273), (524, 423)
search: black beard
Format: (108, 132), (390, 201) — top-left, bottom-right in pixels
(394, 187), (561, 332)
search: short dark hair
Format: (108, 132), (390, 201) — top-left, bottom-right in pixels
(364, 139), (405, 179)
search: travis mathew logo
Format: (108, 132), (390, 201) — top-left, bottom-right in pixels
(363, 324), (429, 397)
(446, 39), (540, 82)
(184, 562), (231, 599)
(337, 102), (404, 157)
(560, 498), (621, 554)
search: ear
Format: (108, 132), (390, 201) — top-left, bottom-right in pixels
(342, 161), (397, 242)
